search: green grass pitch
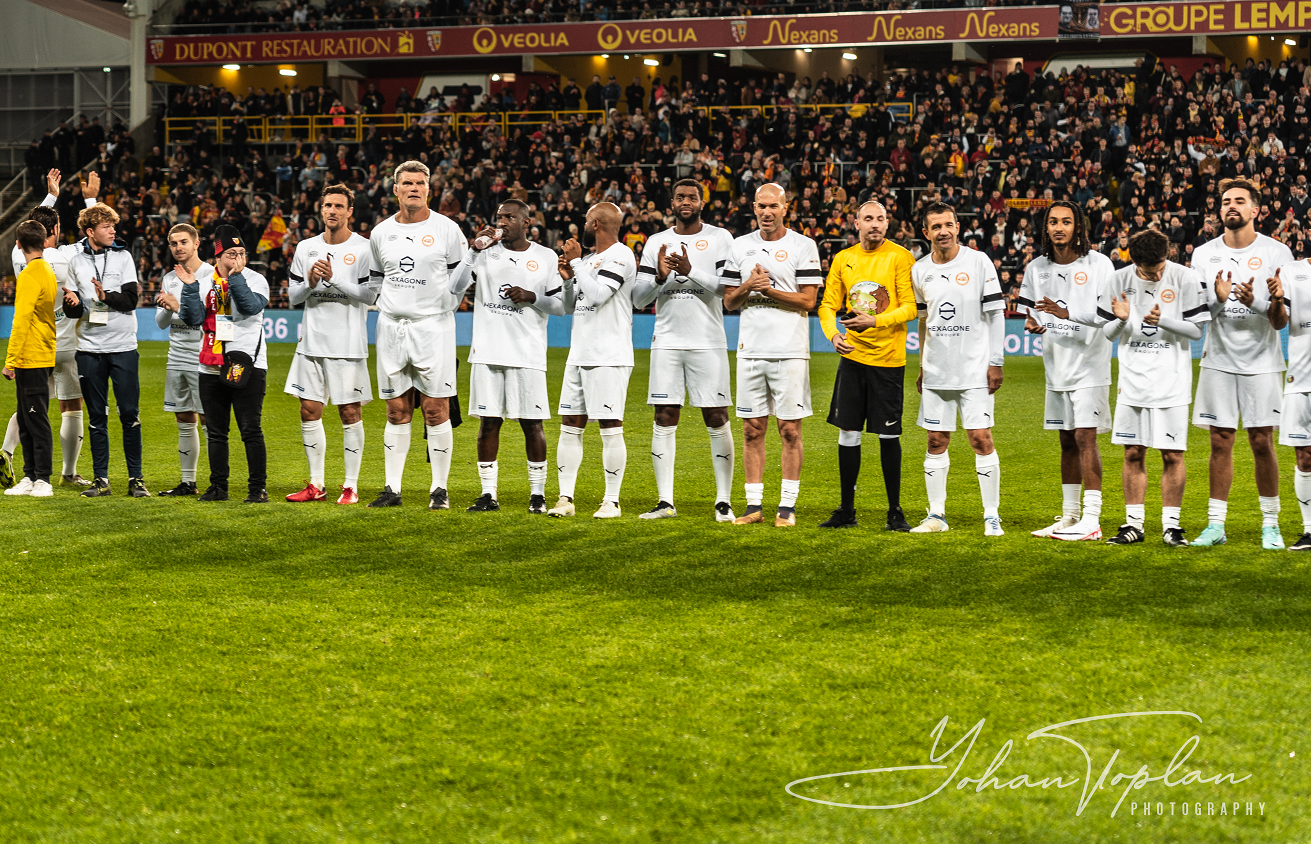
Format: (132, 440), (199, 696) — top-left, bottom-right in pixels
(0, 341), (1304, 842)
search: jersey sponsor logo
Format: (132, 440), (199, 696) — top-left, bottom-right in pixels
(422, 235), (435, 247)
(696, 240), (708, 250)
(1248, 257), (1262, 270)
(774, 250), (788, 262)
(344, 254), (356, 265)
(388, 234), (398, 241)
(527, 260), (539, 271)
(1074, 272), (1088, 285)
(498, 284), (513, 299)
(955, 272), (970, 285)
(1139, 323), (1159, 337)
(399, 256), (415, 273)
(1160, 289), (1176, 303)
(1038, 272), (1051, 281)
(938, 302), (956, 321)
(307, 251), (319, 258)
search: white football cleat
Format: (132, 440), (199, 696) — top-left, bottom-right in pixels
(1051, 517), (1102, 542)
(593, 500), (622, 519)
(547, 496), (575, 517)
(1032, 515), (1078, 538)
(984, 515), (1005, 537)
(909, 513), (949, 533)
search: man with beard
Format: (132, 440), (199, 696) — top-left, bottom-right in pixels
(632, 179), (737, 522)
(450, 200), (566, 513)
(816, 199), (916, 530)
(1190, 179), (1294, 549)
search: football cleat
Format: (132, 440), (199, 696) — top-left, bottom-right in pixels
(60, 474), (93, 488)
(1033, 514), (1078, 538)
(1191, 523), (1227, 547)
(714, 501), (735, 522)
(819, 507), (858, 528)
(367, 486), (402, 508)
(29, 479), (53, 498)
(159, 481), (198, 497)
(466, 493), (499, 512)
(732, 507), (765, 525)
(984, 515), (1005, 537)
(1163, 528), (1190, 547)
(909, 513), (949, 533)
(547, 496), (576, 517)
(244, 489), (270, 504)
(1289, 532), (1311, 551)
(886, 506), (912, 532)
(593, 500), (622, 519)
(286, 483), (326, 502)
(428, 488), (449, 510)
(127, 478), (151, 498)
(197, 485), (229, 502)
(1051, 517), (1102, 542)
(639, 501), (678, 520)
(1106, 524), (1145, 545)
(337, 487), (359, 505)
(775, 507), (796, 527)
(5, 477), (34, 496)
(528, 494), (547, 514)
(1262, 526), (1285, 550)
(0, 449), (13, 488)
(81, 477), (112, 498)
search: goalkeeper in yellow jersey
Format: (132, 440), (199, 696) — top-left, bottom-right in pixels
(816, 200), (917, 530)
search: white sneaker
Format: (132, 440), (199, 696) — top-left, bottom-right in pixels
(5, 477), (35, 496)
(29, 479), (53, 498)
(909, 513), (949, 533)
(593, 500), (622, 519)
(984, 515), (1005, 536)
(1051, 516), (1102, 541)
(547, 496), (575, 518)
(1032, 514), (1078, 538)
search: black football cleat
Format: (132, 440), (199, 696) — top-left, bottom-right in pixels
(368, 486), (402, 508)
(159, 481), (198, 497)
(1163, 528), (1190, 547)
(886, 505), (912, 532)
(1106, 524), (1145, 545)
(429, 488), (450, 510)
(819, 507), (858, 528)
(466, 493), (500, 512)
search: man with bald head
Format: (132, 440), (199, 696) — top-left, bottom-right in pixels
(816, 199), (917, 530)
(549, 201), (639, 518)
(722, 183), (823, 526)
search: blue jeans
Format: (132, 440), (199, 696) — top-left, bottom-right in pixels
(76, 350), (143, 479)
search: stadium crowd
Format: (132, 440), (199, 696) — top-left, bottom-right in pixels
(7, 56), (1311, 315)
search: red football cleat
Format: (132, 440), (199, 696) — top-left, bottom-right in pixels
(286, 483), (327, 502)
(337, 487), (359, 505)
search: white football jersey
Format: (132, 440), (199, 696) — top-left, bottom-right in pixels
(1281, 259), (1311, 394)
(13, 242), (79, 353)
(468, 241), (563, 371)
(158, 262), (215, 371)
(724, 228), (822, 359)
(69, 244), (139, 354)
(290, 232), (374, 359)
(1192, 233), (1292, 374)
(1109, 261), (1210, 408)
(912, 246), (1005, 391)
(638, 224), (734, 350)
(1018, 251), (1116, 391)
(566, 241), (638, 368)
(368, 212), (468, 320)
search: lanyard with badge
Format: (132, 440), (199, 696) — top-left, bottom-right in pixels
(88, 249), (110, 325)
(215, 277), (236, 341)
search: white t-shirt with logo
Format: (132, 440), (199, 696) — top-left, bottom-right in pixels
(1108, 261), (1211, 408)
(289, 232), (374, 359)
(368, 212), (468, 320)
(566, 241), (638, 368)
(723, 228), (823, 360)
(1281, 260), (1311, 394)
(467, 241), (563, 371)
(637, 224), (734, 350)
(158, 262), (215, 371)
(1018, 251), (1116, 391)
(912, 246), (1005, 391)
(69, 244), (139, 354)
(1192, 232), (1293, 374)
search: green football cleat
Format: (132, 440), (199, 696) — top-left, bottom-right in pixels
(1191, 523), (1227, 547)
(0, 449), (14, 489)
(1262, 526), (1285, 550)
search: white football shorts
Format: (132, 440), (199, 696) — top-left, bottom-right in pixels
(1279, 391), (1311, 447)
(375, 312), (457, 400)
(1043, 385), (1111, 433)
(162, 368), (200, 414)
(735, 357), (812, 420)
(1192, 368), (1283, 430)
(558, 364), (632, 419)
(648, 347), (732, 408)
(284, 354), (373, 406)
(1112, 403), (1190, 450)
(470, 363), (550, 420)
(918, 386), (994, 431)
(50, 350), (82, 401)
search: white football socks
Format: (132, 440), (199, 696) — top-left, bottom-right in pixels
(342, 421), (364, 489)
(744, 482), (763, 507)
(383, 421), (411, 492)
(1082, 488), (1102, 522)
(2, 413), (17, 454)
(1296, 470), (1311, 532)
(478, 460), (498, 497)
(1162, 506), (1182, 531)
(600, 426), (626, 503)
(1062, 483), (1081, 520)
(177, 420), (200, 483)
(301, 419), (326, 488)
(652, 423), (677, 504)
(528, 460), (547, 497)
(427, 421), (453, 492)
(780, 477), (800, 510)
(1207, 498), (1228, 526)
(976, 451), (1001, 518)
(708, 423), (734, 505)
(1259, 495), (1281, 528)
(61, 411), (84, 477)
(924, 451), (950, 516)
(1126, 503), (1146, 530)
(556, 425), (584, 499)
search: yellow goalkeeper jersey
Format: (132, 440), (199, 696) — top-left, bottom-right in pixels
(818, 241), (917, 367)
